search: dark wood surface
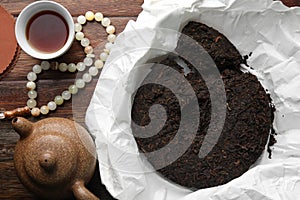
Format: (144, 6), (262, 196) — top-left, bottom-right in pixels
(0, 0), (298, 200)
(0, 0), (142, 199)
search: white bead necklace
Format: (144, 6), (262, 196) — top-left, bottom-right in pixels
(0, 11), (116, 119)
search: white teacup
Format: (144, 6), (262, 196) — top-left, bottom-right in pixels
(15, 1), (74, 60)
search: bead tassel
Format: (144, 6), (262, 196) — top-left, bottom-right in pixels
(2, 107), (31, 119)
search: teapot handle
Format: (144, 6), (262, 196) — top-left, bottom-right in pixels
(72, 181), (99, 200)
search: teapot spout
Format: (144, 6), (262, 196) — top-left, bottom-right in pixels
(12, 117), (33, 139)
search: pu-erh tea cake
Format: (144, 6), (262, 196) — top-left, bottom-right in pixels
(131, 22), (274, 189)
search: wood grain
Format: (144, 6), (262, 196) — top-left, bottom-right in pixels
(0, 162), (34, 199)
(0, 0), (143, 17)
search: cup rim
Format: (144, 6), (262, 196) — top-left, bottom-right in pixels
(15, 1), (74, 60)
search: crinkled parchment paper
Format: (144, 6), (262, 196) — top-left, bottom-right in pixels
(86, 0), (300, 199)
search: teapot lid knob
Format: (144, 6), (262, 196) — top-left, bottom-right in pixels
(39, 151), (56, 172)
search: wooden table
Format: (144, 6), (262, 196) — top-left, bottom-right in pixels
(0, 0), (299, 199)
(0, 0), (142, 199)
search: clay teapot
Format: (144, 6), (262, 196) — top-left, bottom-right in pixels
(12, 117), (99, 200)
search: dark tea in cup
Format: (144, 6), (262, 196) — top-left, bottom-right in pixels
(15, 1), (74, 59)
(26, 10), (69, 53)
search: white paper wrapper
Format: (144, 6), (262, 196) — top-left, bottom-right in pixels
(85, 0), (300, 199)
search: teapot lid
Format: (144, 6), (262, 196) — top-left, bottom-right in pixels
(22, 134), (78, 186)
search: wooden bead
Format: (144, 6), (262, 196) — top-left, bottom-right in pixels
(4, 107), (31, 119)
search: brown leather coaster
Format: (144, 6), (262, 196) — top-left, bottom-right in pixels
(0, 5), (20, 79)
